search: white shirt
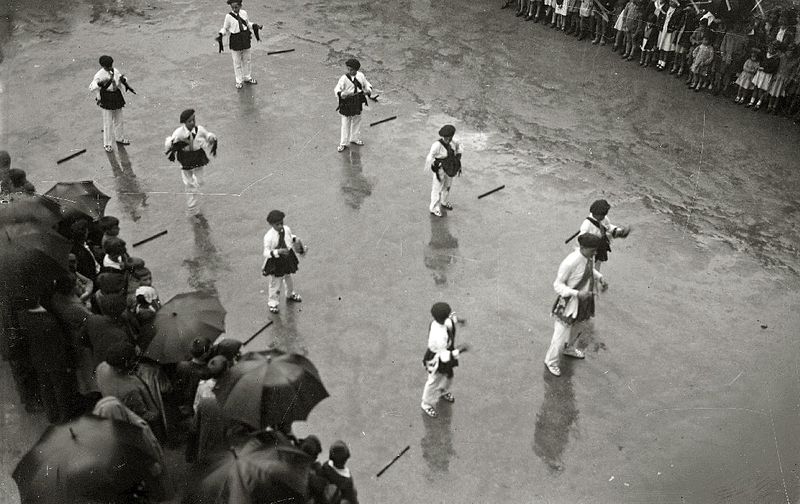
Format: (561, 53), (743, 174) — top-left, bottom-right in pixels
(194, 378), (217, 413)
(103, 255), (124, 270)
(263, 225), (296, 259)
(220, 8), (253, 35)
(579, 214), (621, 240)
(553, 249), (603, 317)
(164, 124), (217, 153)
(89, 67), (125, 98)
(425, 138), (463, 172)
(334, 71), (372, 98)
(427, 317), (458, 363)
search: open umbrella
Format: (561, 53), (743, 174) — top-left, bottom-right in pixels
(12, 415), (161, 504)
(0, 221), (70, 300)
(216, 350), (329, 429)
(143, 291), (227, 363)
(0, 193), (63, 228)
(184, 437), (311, 504)
(44, 181), (111, 221)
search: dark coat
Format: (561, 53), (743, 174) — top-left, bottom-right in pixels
(16, 308), (73, 373)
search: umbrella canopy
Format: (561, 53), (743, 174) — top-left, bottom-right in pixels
(0, 193), (63, 228)
(142, 291), (227, 363)
(216, 350), (329, 429)
(44, 181), (111, 221)
(12, 415), (161, 504)
(185, 437), (311, 504)
(0, 222), (70, 300)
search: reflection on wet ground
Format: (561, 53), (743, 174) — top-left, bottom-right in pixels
(339, 148), (373, 210)
(182, 214), (228, 294)
(110, 146), (148, 222)
(423, 214), (459, 285)
(268, 307), (307, 356)
(533, 363), (579, 473)
(420, 405), (455, 480)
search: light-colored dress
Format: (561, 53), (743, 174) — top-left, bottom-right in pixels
(735, 58), (759, 90)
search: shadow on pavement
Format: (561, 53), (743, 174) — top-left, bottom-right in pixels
(339, 148), (373, 210)
(533, 360), (579, 473)
(423, 213), (459, 286)
(420, 404), (455, 481)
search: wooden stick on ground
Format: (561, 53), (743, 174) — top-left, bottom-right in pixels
(369, 116), (397, 127)
(131, 230), (168, 248)
(376, 445), (410, 478)
(267, 49), (295, 55)
(477, 185), (505, 199)
(242, 321), (274, 347)
(56, 149), (87, 164)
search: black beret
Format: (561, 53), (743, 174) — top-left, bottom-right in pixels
(267, 209), (285, 224)
(438, 125), (456, 137)
(227, 0), (242, 4)
(577, 233), (604, 249)
(106, 342), (136, 369)
(180, 109), (195, 124)
(589, 199), (611, 216)
(430, 302), (452, 324)
(99, 55), (113, 67)
(345, 58), (361, 70)
(214, 338), (243, 361)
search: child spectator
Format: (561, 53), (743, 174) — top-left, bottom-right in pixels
(715, 21), (748, 95)
(611, 0), (628, 51)
(593, 0), (615, 45)
(767, 43), (798, 113)
(686, 18), (708, 83)
(772, 11), (796, 45)
(671, 6), (695, 75)
(621, 0), (642, 59)
(735, 47), (761, 103)
(689, 34), (715, 91)
(748, 41), (781, 109)
(320, 441), (359, 504)
(577, 0), (593, 41)
(640, 12), (659, 67)
(655, 0), (680, 71)
(707, 19), (726, 89)
(97, 215), (121, 251)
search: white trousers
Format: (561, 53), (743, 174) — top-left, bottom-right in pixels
(180, 167), (204, 214)
(544, 319), (591, 368)
(429, 172), (452, 212)
(421, 371), (452, 409)
(231, 49), (252, 84)
(102, 108), (125, 147)
(267, 274), (295, 307)
(339, 114), (362, 146)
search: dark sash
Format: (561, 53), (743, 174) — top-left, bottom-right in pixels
(435, 139), (462, 177)
(228, 11), (252, 51)
(176, 149), (209, 170)
(337, 75), (367, 116)
(586, 217), (611, 261)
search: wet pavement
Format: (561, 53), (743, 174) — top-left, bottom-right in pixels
(2, 0), (800, 502)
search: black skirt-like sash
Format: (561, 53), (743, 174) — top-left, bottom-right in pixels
(177, 149), (209, 169)
(99, 89), (125, 110)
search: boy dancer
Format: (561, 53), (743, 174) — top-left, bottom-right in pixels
(217, 0), (263, 89)
(89, 55), (133, 152)
(334, 58), (373, 152)
(577, 198), (631, 269)
(262, 210), (302, 314)
(425, 124), (463, 217)
(421, 302), (469, 418)
(544, 234), (608, 377)
(164, 109), (217, 216)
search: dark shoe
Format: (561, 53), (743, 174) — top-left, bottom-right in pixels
(563, 347), (585, 359)
(441, 392), (455, 403)
(440, 203), (453, 210)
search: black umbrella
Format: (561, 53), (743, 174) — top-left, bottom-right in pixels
(185, 437), (311, 504)
(44, 181), (111, 221)
(12, 415), (161, 504)
(0, 193), (62, 228)
(0, 222), (70, 300)
(143, 291), (227, 363)
(216, 350), (329, 429)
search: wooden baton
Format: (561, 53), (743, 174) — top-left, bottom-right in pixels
(477, 185), (505, 199)
(131, 230), (168, 248)
(369, 116), (397, 127)
(564, 230), (580, 244)
(56, 149), (87, 164)
(376, 445), (410, 478)
(267, 49), (295, 55)
(242, 321), (274, 347)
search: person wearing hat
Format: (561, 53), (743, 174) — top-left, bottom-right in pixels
(544, 233), (608, 377)
(420, 302), (470, 418)
(577, 199), (631, 269)
(174, 337), (213, 417)
(89, 55), (132, 152)
(164, 109), (217, 216)
(95, 342), (161, 426)
(334, 58), (373, 152)
(262, 210), (302, 313)
(217, 0), (263, 89)
(320, 440), (359, 504)
(425, 124), (463, 217)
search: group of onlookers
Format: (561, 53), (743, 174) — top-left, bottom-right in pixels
(505, 0), (800, 120)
